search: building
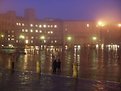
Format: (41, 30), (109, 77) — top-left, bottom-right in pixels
(0, 9), (121, 49)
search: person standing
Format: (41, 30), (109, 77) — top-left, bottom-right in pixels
(52, 58), (57, 74)
(57, 58), (61, 73)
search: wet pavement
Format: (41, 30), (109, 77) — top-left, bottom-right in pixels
(0, 70), (121, 91)
(0, 46), (121, 91)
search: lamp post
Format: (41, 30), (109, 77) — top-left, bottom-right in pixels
(19, 34), (25, 48)
(66, 35), (73, 48)
(97, 21), (106, 45)
(40, 35), (46, 44)
(0, 34), (4, 48)
(118, 24), (121, 45)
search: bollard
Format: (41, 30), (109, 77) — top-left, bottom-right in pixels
(72, 62), (78, 78)
(36, 61), (41, 73)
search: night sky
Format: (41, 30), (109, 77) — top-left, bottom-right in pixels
(0, 0), (121, 21)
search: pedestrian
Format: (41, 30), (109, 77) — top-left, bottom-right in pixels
(52, 58), (57, 74)
(57, 58), (61, 73)
(72, 62), (78, 78)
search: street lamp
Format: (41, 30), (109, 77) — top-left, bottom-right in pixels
(19, 34), (25, 48)
(118, 24), (121, 45)
(97, 21), (106, 27)
(118, 24), (121, 27)
(0, 34), (4, 38)
(92, 36), (97, 41)
(40, 35), (45, 40)
(0, 34), (4, 47)
(97, 21), (106, 44)
(67, 36), (72, 42)
(19, 34), (25, 39)
(40, 35), (46, 44)
(66, 35), (74, 49)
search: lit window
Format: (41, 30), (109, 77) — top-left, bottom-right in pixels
(55, 40), (57, 43)
(8, 35), (10, 37)
(51, 31), (53, 34)
(44, 40), (46, 43)
(22, 23), (25, 26)
(16, 23), (19, 25)
(51, 41), (53, 43)
(87, 24), (89, 27)
(48, 31), (50, 34)
(31, 40), (33, 43)
(30, 24), (33, 27)
(39, 25), (42, 28)
(11, 38), (14, 40)
(31, 36), (34, 39)
(54, 25), (57, 28)
(22, 29), (24, 32)
(48, 25), (50, 28)
(16, 40), (18, 43)
(25, 40), (29, 44)
(8, 38), (10, 41)
(39, 30), (42, 33)
(51, 25), (53, 28)
(43, 24), (46, 28)
(35, 25), (38, 27)
(12, 35), (14, 37)
(30, 29), (33, 32)
(35, 30), (38, 32)
(12, 31), (14, 33)
(25, 29), (28, 32)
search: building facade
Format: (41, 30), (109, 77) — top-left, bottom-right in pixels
(0, 9), (121, 49)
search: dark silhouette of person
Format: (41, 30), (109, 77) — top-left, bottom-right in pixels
(11, 61), (15, 73)
(52, 59), (57, 74)
(57, 58), (61, 72)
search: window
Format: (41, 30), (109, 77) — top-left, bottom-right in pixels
(35, 24), (38, 27)
(39, 30), (42, 33)
(30, 24), (33, 27)
(39, 25), (42, 28)
(35, 30), (38, 32)
(8, 38), (10, 41)
(22, 29), (24, 32)
(43, 24), (47, 28)
(11, 38), (14, 40)
(30, 29), (33, 32)
(54, 25), (57, 28)
(22, 23), (25, 26)
(87, 24), (89, 27)
(31, 36), (34, 39)
(16, 23), (19, 25)
(25, 29), (28, 32)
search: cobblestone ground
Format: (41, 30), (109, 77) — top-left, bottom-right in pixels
(0, 70), (121, 91)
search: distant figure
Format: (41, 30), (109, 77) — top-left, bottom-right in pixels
(11, 61), (15, 73)
(72, 62), (78, 78)
(57, 58), (61, 73)
(52, 59), (57, 74)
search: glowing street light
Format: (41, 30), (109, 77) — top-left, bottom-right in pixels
(19, 35), (25, 39)
(92, 36), (97, 41)
(97, 21), (106, 44)
(0, 34), (4, 38)
(97, 21), (106, 27)
(40, 35), (45, 40)
(67, 36), (72, 41)
(118, 24), (121, 27)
